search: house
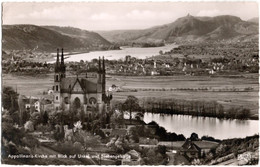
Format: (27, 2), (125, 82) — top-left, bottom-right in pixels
(20, 96), (41, 112)
(179, 139), (201, 161)
(121, 150), (142, 165)
(40, 98), (53, 112)
(34, 101), (40, 112)
(139, 137), (159, 149)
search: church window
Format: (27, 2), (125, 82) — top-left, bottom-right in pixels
(56, 85), (59, 91)
(64, 97), (69, 104)
(56, 75), (59, 81)
(89, 97), (97, 104)
(56, 96), (58, 100)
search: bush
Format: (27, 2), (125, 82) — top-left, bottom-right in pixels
(24, 121), (34, 132)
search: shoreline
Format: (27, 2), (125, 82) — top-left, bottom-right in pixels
(142, 111), (259, 121)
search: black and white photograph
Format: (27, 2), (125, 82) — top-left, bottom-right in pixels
(1, 1), (259, 165)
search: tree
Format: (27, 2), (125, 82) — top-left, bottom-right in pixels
(190, 132), (199, 141)
(237, 108), (250, 119)
(24, 121), (34, 132)
(177, 134), (186, 141)
(123, 96), (140, 124)
(2, 86), (19, 112)
(43, 111), (49, 124)
(30, 112), (41, 127)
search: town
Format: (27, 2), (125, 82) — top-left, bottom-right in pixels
(2, 2), (259, 166)
(2, 46), (259, 165)
(2, 41), (258, 77)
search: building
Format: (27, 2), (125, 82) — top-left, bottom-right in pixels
(20, 95), (41, 113)
(122, 150), (142, 165)
(179, 139), (201, 161)
(53, 48), (112, 115)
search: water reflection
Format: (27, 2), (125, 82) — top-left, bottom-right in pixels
(144, 113), (259, 140)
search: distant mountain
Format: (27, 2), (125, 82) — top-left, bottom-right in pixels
(247, 17), (259, 24)
(2, 25), (112, 52)
(98, 15), (259, 44)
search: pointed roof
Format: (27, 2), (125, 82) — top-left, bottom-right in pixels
(126, 150), (141, 160)
(60, 77), (101, 93)
(55, 48), (60, 73)
(71, 77), (85, 93)
(180, 139), (201, 152)
(60, 48), (66, 72)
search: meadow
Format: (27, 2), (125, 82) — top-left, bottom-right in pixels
(3, 73), (258, 116)
(109, 74), (258, 116)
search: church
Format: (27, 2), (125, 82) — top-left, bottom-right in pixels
(53, 48), (111, 114)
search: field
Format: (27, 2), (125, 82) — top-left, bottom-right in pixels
(2, 73), (259, 116)
(109, 74), (259, 115)
(2, 73), (54, 96)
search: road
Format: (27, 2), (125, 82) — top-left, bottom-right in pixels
(166, 152), (176, 165)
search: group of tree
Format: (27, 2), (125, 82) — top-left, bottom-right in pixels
(2, 108), (40, 164)
(147, 121), (186, 141)
(141, 97), (251, 120)
(110, 95), (142, 125)
(204, 134), (259, 164)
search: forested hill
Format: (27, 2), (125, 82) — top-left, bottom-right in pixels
(98, 15), (258, 44)
(2, 25), (113, 52)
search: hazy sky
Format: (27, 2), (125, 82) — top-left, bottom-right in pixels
(3, 2), (259, 31)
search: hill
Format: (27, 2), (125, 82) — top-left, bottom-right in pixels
(98, 15), (258, 44)
(207, 135), (259, 165)
(43, 26), (111, 46)
(2, 25), (112, 52)
(247, 17), (259, 24)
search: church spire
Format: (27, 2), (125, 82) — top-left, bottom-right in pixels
(56, 48), (60, 63)
(60, 48), (66, 76)
(102, 56), (105, 73)
(61, 48), (64, 65)
(98, 57), (101, 73)
(55, 48), (60, 73)
(102, 56), (106, 99)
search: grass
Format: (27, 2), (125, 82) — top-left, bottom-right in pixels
(109, 74), (258, 115)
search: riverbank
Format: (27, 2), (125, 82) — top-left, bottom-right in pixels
(143, 113), (258, 140)
(143, 108), (258, 121)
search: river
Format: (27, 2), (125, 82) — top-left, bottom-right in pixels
(143, 113), (259, 140)
(54, 43), (258, 140)
(64, 43), (177, 62)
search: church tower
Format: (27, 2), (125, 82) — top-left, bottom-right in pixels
(97, 57), (102, 84)
(53, 48), (63, 110)
(60, 48), (66, 78)
(102, 56), (106, 100)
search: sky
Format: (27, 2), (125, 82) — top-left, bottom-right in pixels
(2, 2), (259, 31)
